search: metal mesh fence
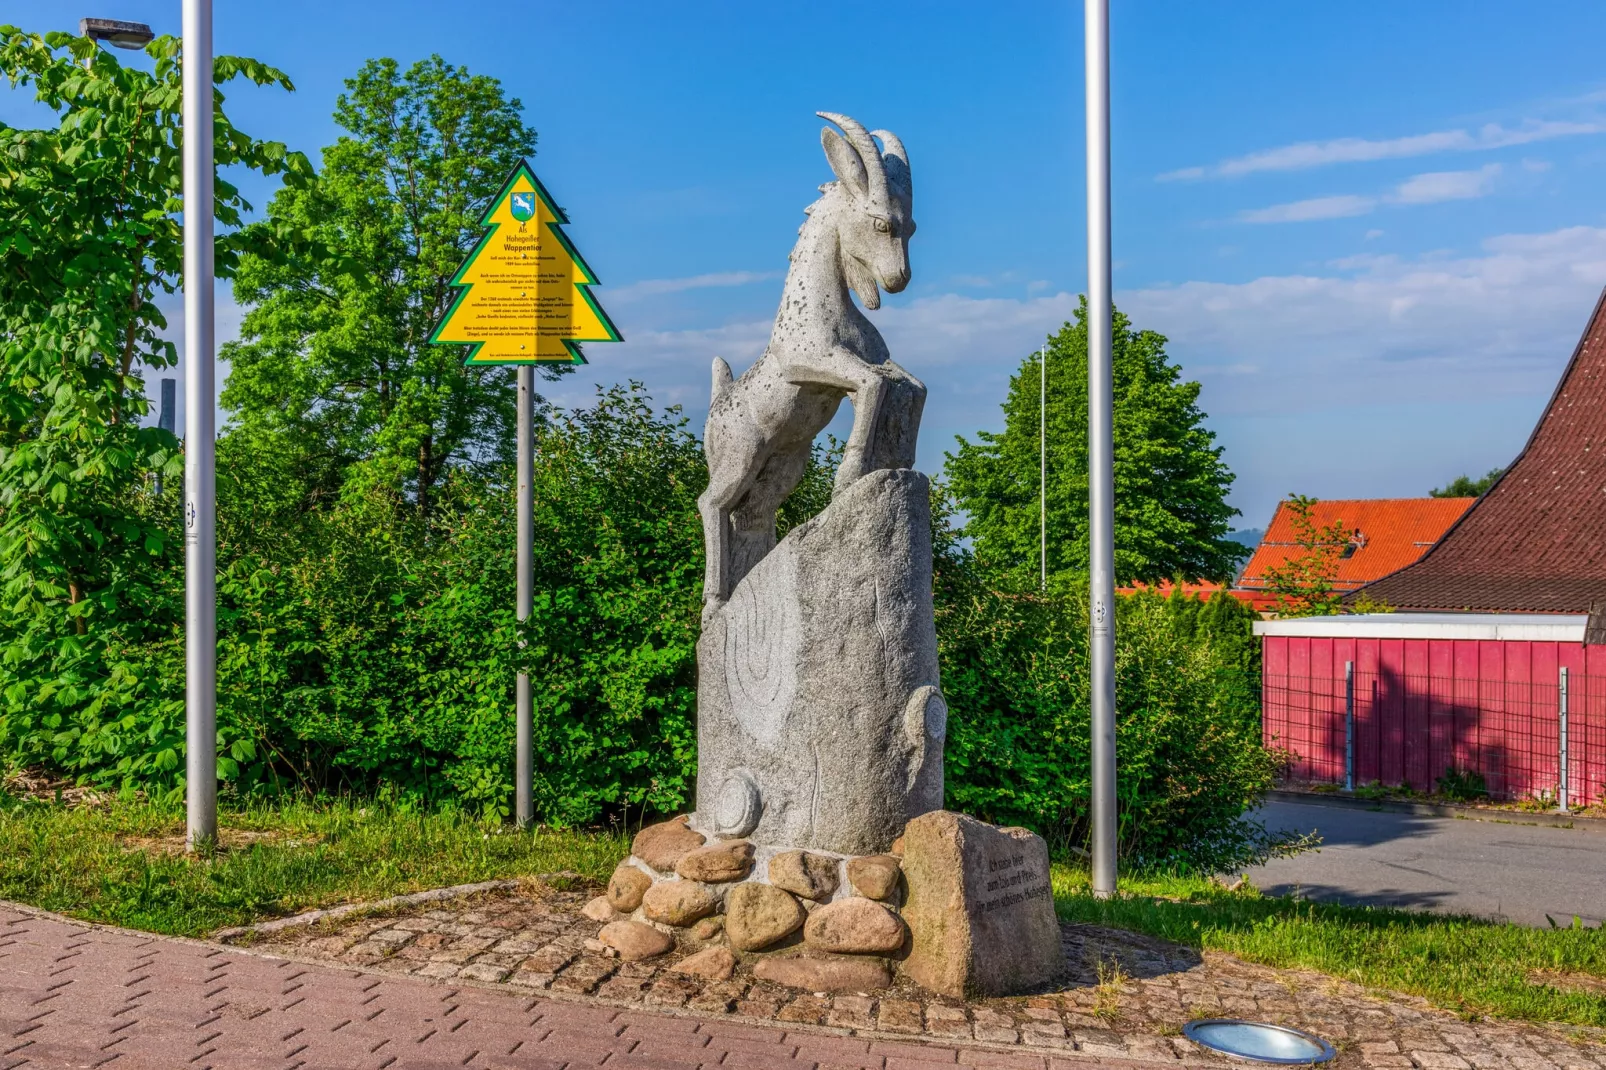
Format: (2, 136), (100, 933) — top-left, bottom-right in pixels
(1263, 664), (1606, 807)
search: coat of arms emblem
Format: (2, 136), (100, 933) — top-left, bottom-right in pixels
(510, 191), (535, 230)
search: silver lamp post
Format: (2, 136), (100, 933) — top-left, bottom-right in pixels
(1040, 345), (1047, 591)
(182, 0), (217, 850)
(1084, 0), (1118, 898)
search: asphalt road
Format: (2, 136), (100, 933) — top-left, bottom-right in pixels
(1243, 798), (1606, 927)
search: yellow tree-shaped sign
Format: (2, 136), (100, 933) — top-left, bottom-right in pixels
(430, 159), (620, 364)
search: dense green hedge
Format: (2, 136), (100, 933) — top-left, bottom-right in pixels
(3, 387), (704, 823)
(3, 386), (1281, 867)
(936, 528), (1277, 869)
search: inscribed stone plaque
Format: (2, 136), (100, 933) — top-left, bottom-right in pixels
(900, 810), (1062, 997)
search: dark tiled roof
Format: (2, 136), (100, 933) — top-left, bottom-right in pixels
(1357, 287), (1606, 613)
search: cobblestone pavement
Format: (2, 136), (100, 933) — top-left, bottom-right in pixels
(4, 893), (1604, 1070)
(237, 885), (1603, 1070)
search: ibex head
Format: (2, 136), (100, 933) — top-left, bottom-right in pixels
(817, 112), (914, 311)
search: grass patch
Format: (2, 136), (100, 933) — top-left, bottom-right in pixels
(0, 795), (626, 937)
(6, 794), (1603, 1029)
(1052, 865), (1606, 1027)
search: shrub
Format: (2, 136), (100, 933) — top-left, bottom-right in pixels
(1436, 767), (1489, 802)
(1, 385), (705, 824)
(937, 513), (1283, 870)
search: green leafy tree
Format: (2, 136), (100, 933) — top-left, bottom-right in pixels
(1431, 468), (1503, 498)
(0, 26), (307, 625)
(222, 56), (557, 514)
(946, 299), (1240, 587)
(0, 24), (308, 789)
(934, 517), (1286, 869)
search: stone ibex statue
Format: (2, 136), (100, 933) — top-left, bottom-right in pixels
(694, 113), (944, 854)
(699, 112), (926, 615)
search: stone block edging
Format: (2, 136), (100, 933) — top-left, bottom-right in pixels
(209, 877), (525, 940)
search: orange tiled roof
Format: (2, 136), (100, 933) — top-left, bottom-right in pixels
(1235, 497), (1474, 610)
(1117, 579), (1228, 600)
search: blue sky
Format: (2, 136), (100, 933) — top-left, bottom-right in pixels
(11, 1), (1606, 530)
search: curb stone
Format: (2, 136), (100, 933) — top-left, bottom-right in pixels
(1267, 789), (1606, 833)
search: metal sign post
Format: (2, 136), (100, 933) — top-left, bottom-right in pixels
(427, 160), (620, 827)
(1084, 0), (1118, 898)
(1558, 666), (1570, 813)
(515, 367), (535, 828)
(182, 0), (217, 851)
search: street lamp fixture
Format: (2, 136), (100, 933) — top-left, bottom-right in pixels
(79, 18), (154, 49)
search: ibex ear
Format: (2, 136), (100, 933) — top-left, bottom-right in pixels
(821, 127), (869, 201)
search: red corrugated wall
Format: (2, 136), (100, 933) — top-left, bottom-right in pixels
(1262, 636), (1606, 805)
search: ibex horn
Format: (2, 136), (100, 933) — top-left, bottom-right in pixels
(817, 112), (888, 207)
(870, 129), (910, 201)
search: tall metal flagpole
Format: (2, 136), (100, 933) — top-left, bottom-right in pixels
(1040, 346), (1047, 591)
(515, 367), (535, 829)
(1085, 0), (1118, 898)
(183, 0), (217, 851)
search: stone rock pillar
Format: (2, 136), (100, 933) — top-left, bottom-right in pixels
(900, 810), (1063, 997)
(695, 467), (946, 856)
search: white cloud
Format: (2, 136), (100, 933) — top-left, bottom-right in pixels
(606, 270), (781, 302)
(1389, 163), (1500, 204)
(1123, 223), (1606, 416)
(1238, 165), (1502, 224)
(1161, 119), (1605, 181)
(143, 219), (1606, 535)
(1240, 194), (1376, 224)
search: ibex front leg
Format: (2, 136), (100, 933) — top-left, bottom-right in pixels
(786, 349), (923, 497)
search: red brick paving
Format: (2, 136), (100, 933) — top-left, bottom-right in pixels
(0, 904), (1161, 1070)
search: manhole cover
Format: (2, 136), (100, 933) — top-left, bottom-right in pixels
(1183, 1019), (1336, 1064)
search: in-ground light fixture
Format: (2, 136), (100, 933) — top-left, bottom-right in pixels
(1183, 1020), (1337, 1065)
(79, 18), (155, 49)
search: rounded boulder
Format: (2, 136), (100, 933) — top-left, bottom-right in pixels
(641, 880), (719, 927)
(803, 897), (906, 954)
(607, 864), (652, 912)
(598, 920), (674, 962)
(725, 882), (806, 951)
(668, 945), (737, 981)
(675, 840), (755, 883)
(630, 816), (706, 873)
(768, 850), (840, 901)
(754, 953), (892, 992)
(846, 854), (902, 901)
